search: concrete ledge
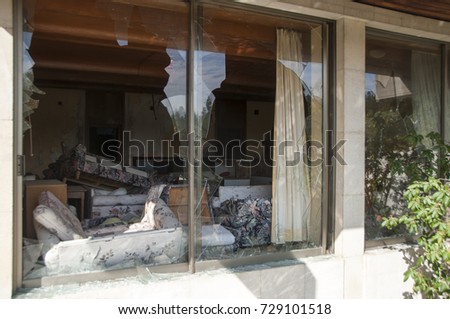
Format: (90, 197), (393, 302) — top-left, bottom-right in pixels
(14, 246), (416, 299)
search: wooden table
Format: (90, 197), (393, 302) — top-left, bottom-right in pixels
(67, 185), (88, 221)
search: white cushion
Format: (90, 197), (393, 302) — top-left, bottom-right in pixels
(33, 205), (85, 241)
(141, 198), (181, 229)
(34, 219), (61, 254)
(201, 225), (235, 247)
(153, 199), (182, 230)
(39, 191), (85, 237)
(127, 199), (181, 232)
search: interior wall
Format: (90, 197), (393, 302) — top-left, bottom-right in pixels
(23, 88), (85, 178)
(246, 101), (273, 141)
(246, 101), (274, 177)
(123, 92), (174, 162)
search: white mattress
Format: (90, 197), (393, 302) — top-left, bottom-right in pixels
(201, 224), (235, 247)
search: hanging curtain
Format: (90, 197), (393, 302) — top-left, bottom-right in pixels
(411, 51), (441, 142)
(272, 28), (311, 244)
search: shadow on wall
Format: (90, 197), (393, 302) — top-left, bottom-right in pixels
(215, 257), (319, 299)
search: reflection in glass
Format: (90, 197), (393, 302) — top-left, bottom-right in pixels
(162, 48), (188, 139)
(22, 0), (190, 279)
(195, 5), (324, 261)
(446, 49), (450, 143)
(365, 34), (442, 240)
(21, 0), (326, 280)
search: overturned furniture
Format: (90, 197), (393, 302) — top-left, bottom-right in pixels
(32, 189), (234, 275)
(44, 144), (155, 191)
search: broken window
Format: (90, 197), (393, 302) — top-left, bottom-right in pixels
(365, 33), (443, 241)
(21, 0), (328, 280)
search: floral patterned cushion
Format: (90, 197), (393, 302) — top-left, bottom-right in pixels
(44, 227), (184, 274)
(153, 199), (182, 230)
(127, 199), (181, 232)
(39, 190), (86, 237)
(33, 219), (61, 254)
(33, 205), (85, 241)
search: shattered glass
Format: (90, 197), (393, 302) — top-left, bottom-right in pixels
(22, 25), (45, 133)
(22, 0), (325, 281)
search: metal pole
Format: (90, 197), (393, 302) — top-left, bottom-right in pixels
(187, 0), (197, 274)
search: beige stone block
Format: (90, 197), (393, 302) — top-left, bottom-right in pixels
(0, 0), (12, 29)
(0, 120), (13, 212)
(334, 191), (344, 234)
(401, 15), (433, 33)
(343, 27), (365, 72)
(270, 1), (342, 20)
(335, 68), (345, 115)
(279, 0), (313, 7)
(343, 71), (366, 132)
(336, 18), (365, 71)
(343, 255), (364, 298)
(343, 194), (364, 229)
(333, 131), (365, 196)
(233, 270), (261, 298)
(0, 28), (13, 121)
(0, 209), (13, 299)
(364, 246), (415, 298)
(337, 227), (364, 257)
(187, 271), (259, 299)
(367, 20), (402, 35)
(333, 130), (347, 195)
(425, 20), (450, 39)
(343, 5), (374, 21)
(236, 0), (275, 6)
(335, 183), (365, 257)
(373, 10), (404, 27)
(260, 264), (306, 298)
(304, 256), (344, 298)
(311, 0), (345, 14)
(342, 132), (365, 194)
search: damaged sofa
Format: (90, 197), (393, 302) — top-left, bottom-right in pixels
(32, 189), (235, 275)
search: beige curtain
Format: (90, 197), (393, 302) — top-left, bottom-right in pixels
(411, 51), (441, 142)
(272, 28), (311, 244)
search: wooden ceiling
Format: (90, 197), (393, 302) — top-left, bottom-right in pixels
(355, 0), (450, 22)
(26, 0), (317, 100)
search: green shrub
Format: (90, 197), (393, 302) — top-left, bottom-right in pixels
(383, 177), (450, 299)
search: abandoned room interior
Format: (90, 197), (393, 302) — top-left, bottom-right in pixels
(21, 0), (329, 280)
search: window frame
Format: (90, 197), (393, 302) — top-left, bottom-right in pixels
(15, 0), (335, 288)
(364, 28), (450, 249)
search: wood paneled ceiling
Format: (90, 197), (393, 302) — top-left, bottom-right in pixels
(26, 0), (315, 100)
(354, 0), (450, 22)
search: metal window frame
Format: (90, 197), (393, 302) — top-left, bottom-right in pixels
(196, 0), (335, 256)
(13, 0), (24, 293)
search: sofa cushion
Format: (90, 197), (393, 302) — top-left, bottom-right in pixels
(33, 205), (85, 241)
(33, 219), (61, 254)
(127, 199), (181, 232)
(39, 190), (86, 237)
(141, 198), (181, 230)
(153, 199), (182, 230)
